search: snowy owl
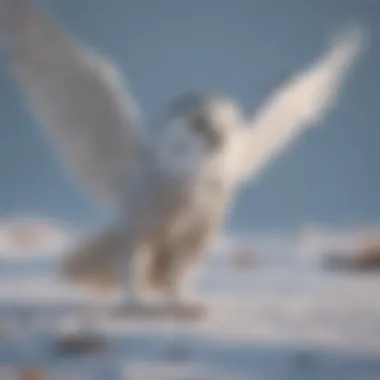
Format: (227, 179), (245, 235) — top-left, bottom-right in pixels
(1, 0), (367, 316)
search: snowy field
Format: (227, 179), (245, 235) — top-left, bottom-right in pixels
(0, 236), (379, 379)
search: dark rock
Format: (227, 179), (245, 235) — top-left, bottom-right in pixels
(53, 333), (109, 356)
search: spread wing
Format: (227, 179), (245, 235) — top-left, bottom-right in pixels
(233, 25), (367, 183)
(1, 0), (145, 207)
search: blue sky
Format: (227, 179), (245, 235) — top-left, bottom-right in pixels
(0, 0), (378, 232)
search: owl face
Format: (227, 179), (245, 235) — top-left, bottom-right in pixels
(157, 93), (242, 174)
(172, 92), (240, 147)
(158, 93), (242, 174)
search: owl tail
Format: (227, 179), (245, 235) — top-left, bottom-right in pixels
(60, 228), (170, 293)
(146, 248), (202, 292)
(60, 228), (125, 292)
(146, 250), (172, 290)
(61, 228), (203, 293)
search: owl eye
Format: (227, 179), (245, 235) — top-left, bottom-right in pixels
(192, 115), (208, 133)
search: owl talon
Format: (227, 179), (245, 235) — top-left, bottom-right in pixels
(166, 299), (207, 319)
(111, 298), (206, 320)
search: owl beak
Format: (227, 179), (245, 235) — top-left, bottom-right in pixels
(207, 129), (223, 149)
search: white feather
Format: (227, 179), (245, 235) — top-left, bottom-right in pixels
(2, 0), (144, 207)
(233, 25), (368, 182)
(1, 0), (368, 311)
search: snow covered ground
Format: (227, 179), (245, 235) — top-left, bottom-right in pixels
(0, 236), (379, 379)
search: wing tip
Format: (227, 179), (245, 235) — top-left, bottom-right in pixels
(329, 22), (370, 64)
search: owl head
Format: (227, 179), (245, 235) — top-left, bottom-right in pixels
(158, 92), (242, 174)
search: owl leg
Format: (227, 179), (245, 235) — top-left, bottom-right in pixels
(116, 243), (151, 308)
(165, 250), (206, 317)
(124, 249), (144, 303)
(166, 253), (191, 301)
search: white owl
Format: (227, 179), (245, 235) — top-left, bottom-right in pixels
(1, 0), (367, 317)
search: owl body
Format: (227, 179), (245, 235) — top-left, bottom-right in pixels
(138, 151), (232, 290)
(65, 109), (237, 293)
(2, 0), (365, 309)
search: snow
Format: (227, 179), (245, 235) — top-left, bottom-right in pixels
(0, 234), (379, 379)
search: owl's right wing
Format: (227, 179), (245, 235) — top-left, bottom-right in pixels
(1, 0), (145, 208)
(231, 25), (367, 183)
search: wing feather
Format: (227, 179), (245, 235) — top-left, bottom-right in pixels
(234, 25), (367, 182)
(2, 0), (144, 207)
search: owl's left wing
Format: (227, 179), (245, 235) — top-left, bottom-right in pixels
(1, 0), (145, 208)
(232, 25), (367, 183)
